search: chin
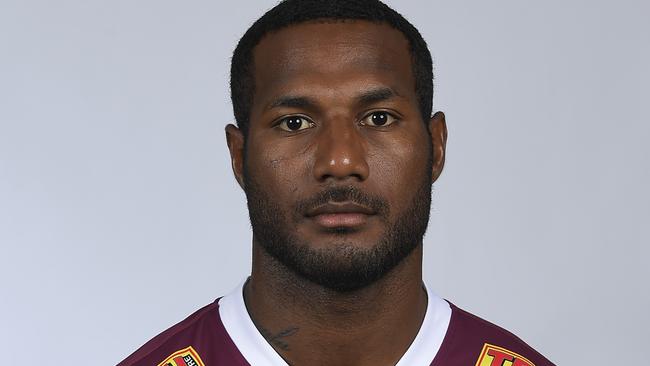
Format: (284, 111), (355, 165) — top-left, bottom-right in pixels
(262, 234), (419, 293)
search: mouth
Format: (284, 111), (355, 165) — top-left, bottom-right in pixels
(305, 201), (376, 228)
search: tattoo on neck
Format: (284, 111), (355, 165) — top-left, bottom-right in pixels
(259, 326), (299, 351)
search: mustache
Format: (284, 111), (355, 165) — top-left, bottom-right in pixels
(295, 186), (389, 217)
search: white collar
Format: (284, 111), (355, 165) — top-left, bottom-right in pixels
(218, 278), (451, 366)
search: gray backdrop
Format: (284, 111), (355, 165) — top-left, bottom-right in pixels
(1, 0), (648, 364)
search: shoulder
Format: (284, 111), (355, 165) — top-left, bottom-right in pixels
(433, 302), (555, 366)
(117, 299), (248, 366)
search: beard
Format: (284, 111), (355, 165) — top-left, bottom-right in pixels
(242, 155), (433, 293)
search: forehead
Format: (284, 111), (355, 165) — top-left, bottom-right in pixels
(251, 20), (415, 109)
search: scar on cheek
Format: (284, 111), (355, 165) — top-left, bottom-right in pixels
(269, 157), (286, 167)
(269, 154), (302, 168)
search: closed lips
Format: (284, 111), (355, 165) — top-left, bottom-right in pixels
(306, 202), (375, 217)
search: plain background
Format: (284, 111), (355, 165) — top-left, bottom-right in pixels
(1, 0), (648, 364)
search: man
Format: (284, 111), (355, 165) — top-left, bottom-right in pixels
(119, 0), (555, 365)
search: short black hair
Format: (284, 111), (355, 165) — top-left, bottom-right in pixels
(230, 0), (433, 136)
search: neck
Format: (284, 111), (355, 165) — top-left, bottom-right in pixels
(244, 241), (428, 366)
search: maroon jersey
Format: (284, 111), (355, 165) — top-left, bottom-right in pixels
(118, 282), (554, 366)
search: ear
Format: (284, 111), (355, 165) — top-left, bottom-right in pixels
(428, 111), (448, 183)
(225, 124), (245, 190)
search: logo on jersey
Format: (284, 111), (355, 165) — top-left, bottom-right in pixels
(475, 343), (535, 366)
(157, 346), (206, 366)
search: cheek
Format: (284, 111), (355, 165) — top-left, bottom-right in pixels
(366, 132), (431, 212)
(246, 143), (312, 197)
(369, 132), (429, 182)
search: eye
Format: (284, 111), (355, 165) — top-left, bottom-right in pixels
(361, 111), (398, 127)
(277, 116), (314, 132)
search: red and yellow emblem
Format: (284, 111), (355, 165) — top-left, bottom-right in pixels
(475, 343), (535, 366)
(157, 346), (206, 366)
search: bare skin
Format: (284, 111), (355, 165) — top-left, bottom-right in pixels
(226, 21), (447, 365)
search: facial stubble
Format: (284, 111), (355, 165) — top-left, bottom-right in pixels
(243, 149), (433, 293)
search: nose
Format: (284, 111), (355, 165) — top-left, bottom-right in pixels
(312, 122), (370, 183)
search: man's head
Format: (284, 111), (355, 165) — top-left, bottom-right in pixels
(230, 0), (434, 137)
(226, 0), (447, 292)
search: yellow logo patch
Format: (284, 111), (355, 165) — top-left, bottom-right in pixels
(157, 346), (206, 366)
(475, 343), (535, 366)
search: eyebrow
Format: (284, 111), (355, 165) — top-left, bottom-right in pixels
(267, 95), (317, 110)
(356, 87), (401, 106)
(265, 87), (402, 111)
